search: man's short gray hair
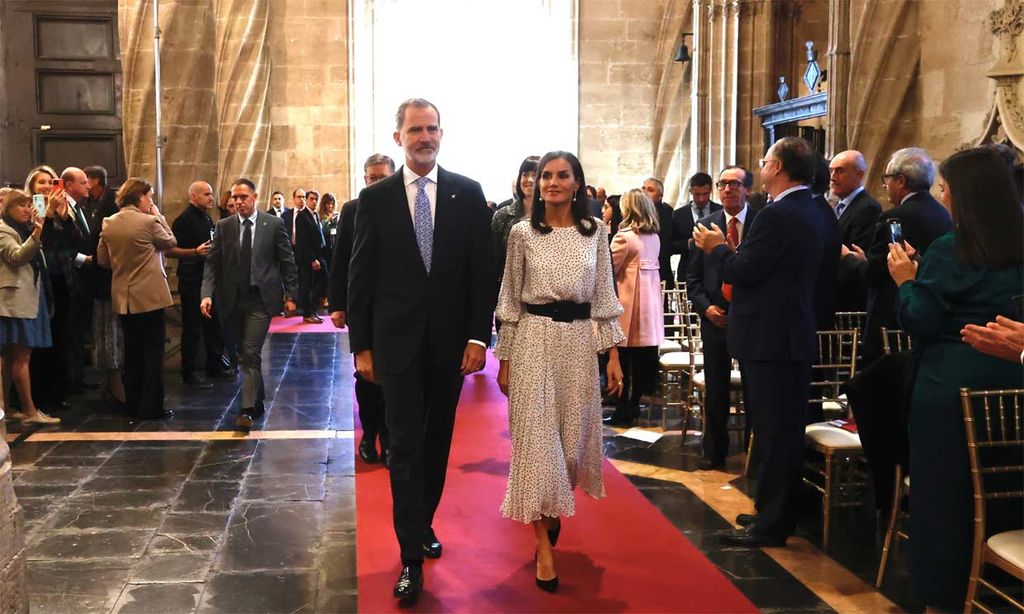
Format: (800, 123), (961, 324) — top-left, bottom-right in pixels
(643, 177), (664, 194)
(886, 147), (935, 191)
(364, 154), (396, 172)
(395, 98), (440, 131)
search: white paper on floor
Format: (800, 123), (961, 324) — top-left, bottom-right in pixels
(619, 428), (663, 444)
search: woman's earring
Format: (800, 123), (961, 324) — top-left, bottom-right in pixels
(572, 193), (577, 203)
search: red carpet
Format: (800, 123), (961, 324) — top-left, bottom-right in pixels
(268, 315), (342, 334)
(354, 356), (757, 613)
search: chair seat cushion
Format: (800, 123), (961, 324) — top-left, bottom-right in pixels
(988, 530), (1024, 570)
(805, 422), (863, 449)
(659, 340), (682, 353)
(692, 370), (742, 388)
(659, 351), (704, 368)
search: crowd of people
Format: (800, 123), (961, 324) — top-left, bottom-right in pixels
(0, 97), (1021, 610)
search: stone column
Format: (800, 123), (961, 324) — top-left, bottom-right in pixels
(826, 0), (852, 155)
(691, 0), (712, 176)
(213, 0), (271, 198)
(0, 411), (28, 614)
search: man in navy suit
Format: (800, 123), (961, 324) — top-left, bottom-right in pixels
(347, 98), (495, 602)
(838, 147), (952, 365)
(672, 172), (722, 285)
(687, 166), (758, 470)
(694, 137), (824, 547)
(829, 150), (881, 311)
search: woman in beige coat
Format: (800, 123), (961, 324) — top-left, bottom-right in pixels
(97, 178), (177, 420)
(606, 189), (664, 426)
(0, 190), (60, 425)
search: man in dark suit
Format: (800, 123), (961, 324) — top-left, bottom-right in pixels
(694, 137), (825, 547)
(328, 153), (396, 465)
(281, 188), (304, 244)
(829, 150), (881, 311)
(642, 177), (676, 290)
(686, 166), (758, 470)
(294, 189), (327, 323)
(672, 172), (722, 285)
(838, 147), (952, 365)
(201, 178), (298, 431)
(267, 191), (285, 217)
(348, 99), (495, 603)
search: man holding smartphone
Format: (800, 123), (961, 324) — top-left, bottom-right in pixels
(838, 147), (952, 364)
(169, 181), (231, 387)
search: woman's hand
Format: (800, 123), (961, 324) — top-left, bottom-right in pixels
(30, 210), (44, 240)
(887, 241), (918, 286)
(497, 360), (510, 397)
(605, 348), (624, 397)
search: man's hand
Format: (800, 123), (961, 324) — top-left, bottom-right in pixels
(284, 299), (297, 315)
(497, 360), (510, 397)
(312, 260), (321, 272)
(355, 349), (376, 383)
(840, 243), (866, 260)
(200, 297), (213, 319)
(693, 222), (727, 254)
(330, 310), (346, 329)
(962, 316), (1024, 364)
(460, 343), (486, 376)
(195, 241), (212, 257)
(705, 305), (728, 329)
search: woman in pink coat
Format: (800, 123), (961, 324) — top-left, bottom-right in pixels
(606, 189), (664, 426)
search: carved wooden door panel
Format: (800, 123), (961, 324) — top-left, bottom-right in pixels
(1, 0), (124, 187)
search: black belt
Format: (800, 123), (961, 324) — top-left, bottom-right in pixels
(524, 301), (591, 323)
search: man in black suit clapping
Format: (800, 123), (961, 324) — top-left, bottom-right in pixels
(829, 150), (881, 311)
(694, 137), (825, 547)
(347, 99), (495, 603)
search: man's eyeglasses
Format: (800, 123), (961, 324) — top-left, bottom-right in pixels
(758, 158), (777, 169)
(716, 180), (744, 190)
(881, 173), (901, 183)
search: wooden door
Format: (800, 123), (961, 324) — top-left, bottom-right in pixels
(0, 0), (124, 188)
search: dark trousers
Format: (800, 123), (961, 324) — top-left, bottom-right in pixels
(224, 288), (270, 410)
(745, 359), (811, 539)
(356, 372), (388, 448)
(68, 283), (92, 388)
(179, 280), (224, 375)
(701, 322), (749, 464)
(297, 265), (315, 317)
(30, 274), (71, 407)
(379, 346), (464, 566)
(121, 309), (166, 418)
(616, 346), (658, 416)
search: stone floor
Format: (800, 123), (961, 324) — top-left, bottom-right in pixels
(6, 332), (919, 613)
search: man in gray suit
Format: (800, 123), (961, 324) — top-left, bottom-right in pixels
(201, 177), (299, 431)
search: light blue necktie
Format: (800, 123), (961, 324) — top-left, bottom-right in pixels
(414, 176), (433, 273)
(835, 201), (846, 219)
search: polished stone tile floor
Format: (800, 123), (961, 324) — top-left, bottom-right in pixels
(7, 333), (916, 613)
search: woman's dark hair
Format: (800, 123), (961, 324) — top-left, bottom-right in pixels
(939, 147), (1023, 268)
(811, 154), (830, 196)
(606, 194), (623, 234)
(115, 178), (153, 208)
(514, 155), (540, 201)
(530, 151), (598, 236)
(318, 192), (336, 220)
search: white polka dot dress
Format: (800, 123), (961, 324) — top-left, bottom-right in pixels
(494, 219), (625, 524)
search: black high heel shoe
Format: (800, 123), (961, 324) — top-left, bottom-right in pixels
(547, 518), (561, 548)
(534, 552), (559, 593)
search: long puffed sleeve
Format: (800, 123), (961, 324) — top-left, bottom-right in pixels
(493, 222), (527, 359)
(591, 224), (625, 352)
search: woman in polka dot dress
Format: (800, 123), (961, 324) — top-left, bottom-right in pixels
(495, 151), (625, 592)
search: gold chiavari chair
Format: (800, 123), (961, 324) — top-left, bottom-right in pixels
(881, 327), (912, 355)
(658, 293), (702, 432)
(962, 387), (1024, 613)
(834, 311), (867, 364)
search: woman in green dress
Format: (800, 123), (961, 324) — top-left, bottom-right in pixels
(887, 147), (1023, 612)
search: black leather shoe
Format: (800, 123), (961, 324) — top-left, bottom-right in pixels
(422, 529), (442, 559)
(206, 367), (235, 380)
(720, 527), (786, 548)
(698, 459), (725, 471)
(235, 411), (254, 432)
(735, 513), (757, 527)
(358, 438), (378, 463)
(602, 413), (636, 428)
(547, 518), (561, 548)
(383, 449), (392, 470)
(140, 410), (174, 421)
(392, 565), (423, 603)
(182, 373), (213, 389)
(536, 574), (559, 593)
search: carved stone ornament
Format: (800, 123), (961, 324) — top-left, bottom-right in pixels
(803, 41), (823, 95)
(976, 0), (1024, 154)
(778, 76), (790, 102)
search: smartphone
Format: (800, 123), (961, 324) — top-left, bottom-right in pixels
(52, 178), (63, 191)
(32, 193), (46, 217)
(888, 219), (903, 244)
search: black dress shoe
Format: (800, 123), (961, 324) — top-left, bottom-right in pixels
(422, 529), (442, 559)
(182, 373), (213, 389)
(206, 367), (235, 380)
(720, 527), (786, 547)
(547, 518), (561, 547)
(698, 459), (725, 471)
(383, 449), (392, 470)
(602, 413), (636, 428)
(140, 410), (173, 421)
(735, 513), (757, 527)
(536, 574), (559, 593)
(253, 400), (266, 417)
(358, 438), (379, 463)
(236, 411), (254, 432)
(392, 565), (423, 602)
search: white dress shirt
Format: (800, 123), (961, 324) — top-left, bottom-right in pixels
(66, 194), (89, 267)
(403, 165), (438, 225)
(237, 209), (259, 245)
